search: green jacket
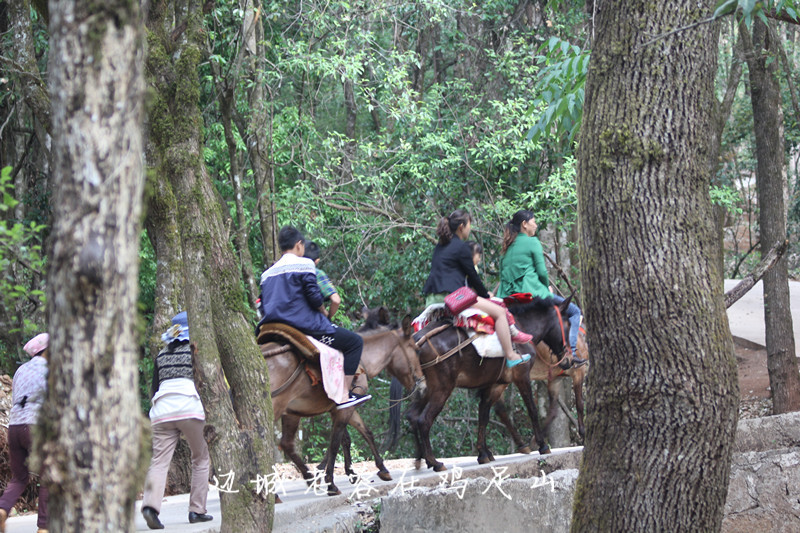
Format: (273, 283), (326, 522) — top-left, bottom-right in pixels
(498, 234), (551, 299)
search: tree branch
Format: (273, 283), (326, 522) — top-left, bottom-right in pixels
(724, 239), (788, 308)
(766, 21), (800, 131)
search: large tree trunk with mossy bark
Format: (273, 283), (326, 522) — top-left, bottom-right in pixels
(741, 19), (800, 414)
(38, 0), (146, 530)
(572, 2), (739, 530)
(145, 2), (275, 530)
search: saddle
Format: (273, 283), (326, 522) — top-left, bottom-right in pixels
(257, 322), (319, 361)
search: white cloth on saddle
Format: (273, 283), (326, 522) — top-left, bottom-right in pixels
(412, 303), (446, 331)
(470, 332), (505, 358)
(413, 304), (504, 358)
(307, 336), (349, 404)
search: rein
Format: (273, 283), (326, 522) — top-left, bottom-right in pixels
(536, 305), (572, 381)
(369, 377), (426, 411)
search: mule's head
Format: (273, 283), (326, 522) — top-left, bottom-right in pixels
(509, 296), (571, 358)
(359, 305), (392, 331)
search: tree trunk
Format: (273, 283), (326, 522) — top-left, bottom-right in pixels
(341, 78), (357, 182)
(573, 2), (738, 531)
(143, 160), (185, 361)
(38, 1), (146, 530)
(6, 0), (51, 139)
(742, 19), (800, 413)
(246, 1), (278, 267)
(145, 2), (275, 530)
(220, 86), (258, 309)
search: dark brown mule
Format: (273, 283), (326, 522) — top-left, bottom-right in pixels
(261, 316), (421, 495)
(406, 297), (573, 471)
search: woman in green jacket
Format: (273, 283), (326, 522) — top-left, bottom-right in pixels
(498, 210), (586, 368)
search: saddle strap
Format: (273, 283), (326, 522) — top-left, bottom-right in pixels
(414, 323), (452, 349)
(420, 329), (478, 369)
(261, 344), (293, 358)
(271, 362), (305, 398)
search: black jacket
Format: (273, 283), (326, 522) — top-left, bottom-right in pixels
(422, 236), (490, 298)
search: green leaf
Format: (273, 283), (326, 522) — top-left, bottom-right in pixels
(713, 0), (739, 19)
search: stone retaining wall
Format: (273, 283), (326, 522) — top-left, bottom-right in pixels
(379, 412), (800, 532)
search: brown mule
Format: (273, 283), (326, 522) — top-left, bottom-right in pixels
(261, 314), (422, 496)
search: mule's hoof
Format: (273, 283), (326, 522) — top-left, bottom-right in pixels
(275, 495), (282, 504)
(327, 484), (342, 496)
(433, 462), (447, 472)
(414, 459), (422, 470)
(478, 455), (491, 465)
(539, 444), (552, 455)
(378, 471), (392, 481)
(517, 445), (532, 454)
(348, 473), (358, 485)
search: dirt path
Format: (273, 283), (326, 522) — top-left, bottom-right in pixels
(735, 340), (773, 419)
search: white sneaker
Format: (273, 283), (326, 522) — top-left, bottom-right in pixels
(336, 392), (372, 409)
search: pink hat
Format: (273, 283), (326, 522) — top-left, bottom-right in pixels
(23, 333), (49, 357)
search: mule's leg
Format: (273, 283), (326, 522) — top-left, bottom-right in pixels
(476, 388), (496, 464)
(347, 411), (392, 481)
(573, 369), (586, 440)
(416, 387), (454, 472)
(325, 408), (355, 496)
(341, 429), (355, 479)
(405, 397), (426, 470)
(512, 369), (551, 455)
(492, 398), (531, 454)
(543, 380), (561, 439)
(317, 427), (353, 478)
(279, 415), (314, 483)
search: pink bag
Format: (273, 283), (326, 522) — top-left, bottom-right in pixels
(445, 286), (478, 315)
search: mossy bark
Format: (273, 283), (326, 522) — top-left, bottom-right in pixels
(39, 0), (146, 530)
(742, 19), (800, 413)
(573, 1), (738, 531)
(144, 2), (274, 530)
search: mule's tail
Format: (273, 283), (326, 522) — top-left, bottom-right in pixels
(381, 377), (404, 452)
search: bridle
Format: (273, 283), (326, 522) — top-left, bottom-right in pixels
(534, 305), (572, 380)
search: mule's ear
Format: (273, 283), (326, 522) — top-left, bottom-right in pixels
(401, 314), (413, 336)
(558, 294), (573, 315)
(379, 306), (390, 325)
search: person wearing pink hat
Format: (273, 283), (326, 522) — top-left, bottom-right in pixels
(0, 333), (50, 533)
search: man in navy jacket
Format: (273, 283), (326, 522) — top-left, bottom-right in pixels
(258, 226), (371, 409)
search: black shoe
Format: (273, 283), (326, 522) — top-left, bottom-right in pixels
(142, 506), (164, 530)
(336, 391), (372, 410)
(572, 356), (587, 367)
(188, 511), (213, 523)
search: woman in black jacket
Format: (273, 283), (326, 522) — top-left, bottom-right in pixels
(422, 209), (531, 368)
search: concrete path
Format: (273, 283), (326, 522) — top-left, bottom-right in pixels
(724, 279), (800, 356)
(3, 448), (582, 532)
